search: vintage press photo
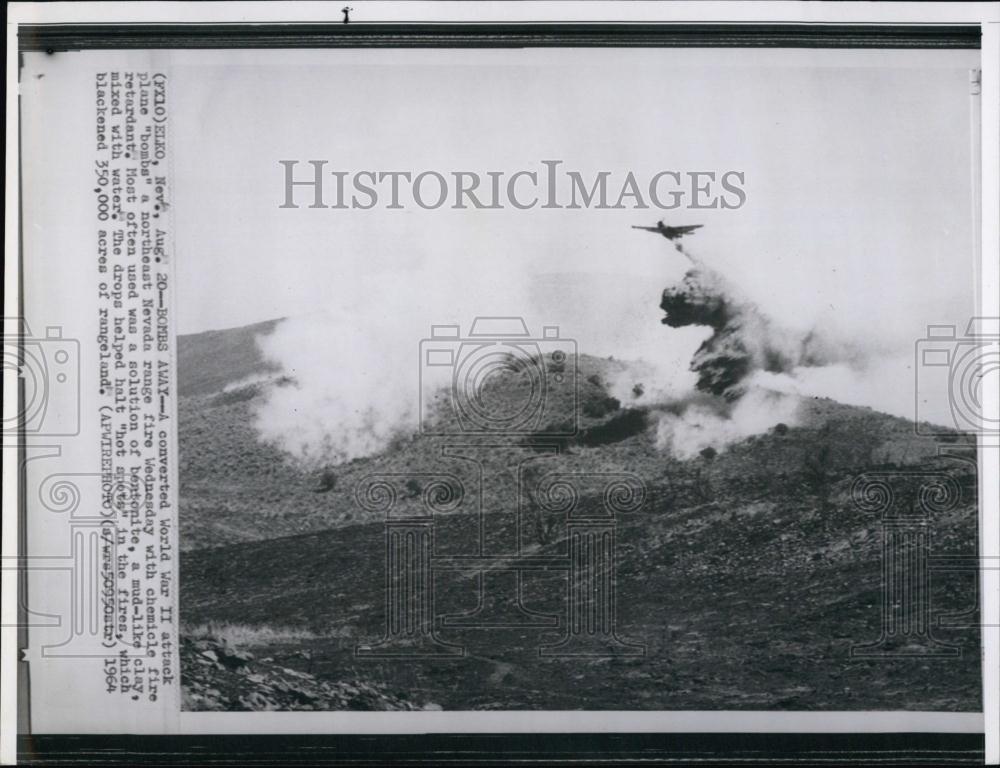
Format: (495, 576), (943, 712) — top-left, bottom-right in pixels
(9, 26), (995, 744)
(169, 48), (985, 714)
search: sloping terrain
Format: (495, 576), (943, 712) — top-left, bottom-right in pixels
(181, 452), (979, 711)
(178, 319), (981, 711)
(177, 321), (952, 551)
(177, 318), (281, 397)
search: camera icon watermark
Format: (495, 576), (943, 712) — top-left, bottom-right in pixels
(418, 316), (577, 436)
(915, 317), (999, 437)
(2, 317), (80, 437)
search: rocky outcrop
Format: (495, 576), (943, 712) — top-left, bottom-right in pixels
(182, 637), (418, 711)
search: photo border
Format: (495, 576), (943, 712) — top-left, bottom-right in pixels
(5, 2), (998, 765)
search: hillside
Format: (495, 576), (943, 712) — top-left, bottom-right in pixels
(177, 318), (282, 397)
(181, 451), (980, 711)
(177, 318), (980, 711)
(176, 319), (960, 551)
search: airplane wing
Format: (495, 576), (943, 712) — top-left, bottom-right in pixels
(631, 225), (660, 232)
(675, 225), (703, 235)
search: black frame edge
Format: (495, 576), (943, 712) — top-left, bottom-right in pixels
(18, 732), (986, 765)
(13, 15), (986, 767)
(17, 23), (982, 52)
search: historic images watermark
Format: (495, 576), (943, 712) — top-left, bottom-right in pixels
(279, 161), (747, 211)
(355, 318), (646, 659)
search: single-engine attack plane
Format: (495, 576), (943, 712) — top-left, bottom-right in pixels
(631, 221), (703, 241)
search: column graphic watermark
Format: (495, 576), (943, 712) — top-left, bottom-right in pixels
(357, 317), (646, 659)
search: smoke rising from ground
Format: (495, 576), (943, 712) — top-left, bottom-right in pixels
(251, 271), (536, 467)
(249, 236), (940, 468)
(253, 309), (417, 468)
(653, 385), (802, 460)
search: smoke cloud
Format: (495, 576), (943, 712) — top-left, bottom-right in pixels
(654, 385), (802, 460)
(605, 241), (896, 457)
(657, 245), (845, 400)
(250, 270), (536, 467)
(249, 234), (939, 468)
(253, 309), (417, 468)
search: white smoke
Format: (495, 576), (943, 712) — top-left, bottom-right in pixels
(251, 270), (535, 467)
(604, 356), (699, 407)
(253, 309), (418, 467)
(222, 371), (277, 393)
(653, 385), (802, 460)
(248, 235), (957, 468)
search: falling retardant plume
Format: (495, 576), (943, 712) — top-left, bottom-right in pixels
(622, 238), (871, 458)
(659, 244), (836, 400)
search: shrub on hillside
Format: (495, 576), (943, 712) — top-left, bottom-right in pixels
(802, 444), (831, 494)
(314, 469), (337, 493)
(582, 394), (621, 419)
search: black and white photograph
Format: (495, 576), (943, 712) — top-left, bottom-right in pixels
(6, 3), (1000, 765)
(169, 47), (985, 712)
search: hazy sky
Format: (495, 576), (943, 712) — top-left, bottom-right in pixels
(171, 47), (979, 356)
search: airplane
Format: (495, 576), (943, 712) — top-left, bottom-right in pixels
(631, 221), (703, 241)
